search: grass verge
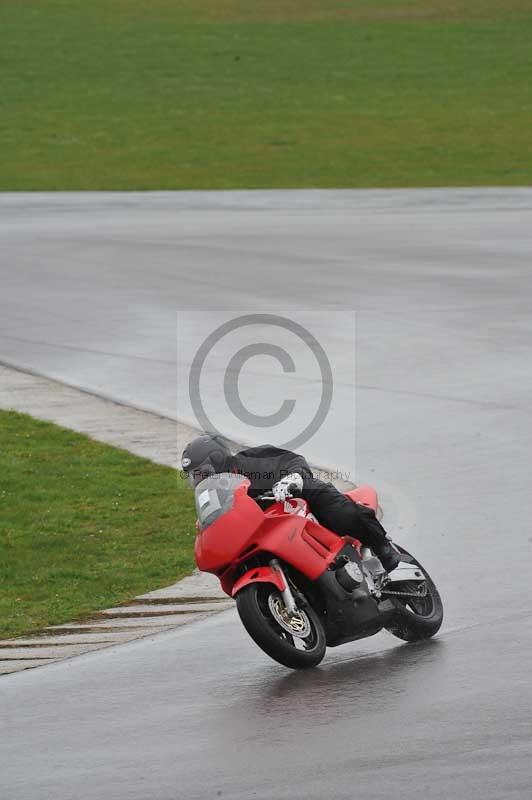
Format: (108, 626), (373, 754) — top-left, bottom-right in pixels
(1, 0), (532, 189)
(0, 410), (196, 640)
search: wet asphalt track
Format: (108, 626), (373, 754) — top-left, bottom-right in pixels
(1, 189), (532, 798)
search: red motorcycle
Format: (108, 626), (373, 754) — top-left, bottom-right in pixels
(194, 473), (443, 669)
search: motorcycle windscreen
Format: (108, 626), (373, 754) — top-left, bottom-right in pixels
(195, 473), (248, 530)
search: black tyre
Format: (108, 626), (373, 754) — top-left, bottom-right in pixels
(236, 583), (326, 669)
(384, 546), (443, 642)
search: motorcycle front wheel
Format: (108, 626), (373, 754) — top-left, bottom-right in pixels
(236, 583), (326, 669)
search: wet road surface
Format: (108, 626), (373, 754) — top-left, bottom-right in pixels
(1, 609), (531, 800)
(1, 189), (532, 798)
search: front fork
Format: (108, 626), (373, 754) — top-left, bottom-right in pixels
(269, 558), (298, 617)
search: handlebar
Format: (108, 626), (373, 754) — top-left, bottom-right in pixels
(256, 493), (298, 509)
(254, 494), (277, 512)
(257, 487), (302, 503)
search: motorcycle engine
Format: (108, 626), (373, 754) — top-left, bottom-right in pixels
(335, 559), (365, 592)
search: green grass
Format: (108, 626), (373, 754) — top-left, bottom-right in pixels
(1, 0), (532, 189)
(0, 410), (196, 639)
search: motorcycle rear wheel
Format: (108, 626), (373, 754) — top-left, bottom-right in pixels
(236, 583), (326, 669)
(384, 546), (443, 642)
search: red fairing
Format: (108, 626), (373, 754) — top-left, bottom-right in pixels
(345, 485), (378, 513)
(231, 566), (286, 598)
(194, 480), (264, 573)
(195, 486), (349, 592)
(258, 512), (346, 580)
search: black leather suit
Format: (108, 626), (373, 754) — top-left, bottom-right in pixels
(229, 444), (390, 552)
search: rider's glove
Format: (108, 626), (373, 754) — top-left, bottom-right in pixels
(272, 473), (304, 503)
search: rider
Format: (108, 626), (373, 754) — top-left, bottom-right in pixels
(181, 433), (401, 573)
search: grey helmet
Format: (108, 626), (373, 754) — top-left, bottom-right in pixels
(181, 433), (232, 488)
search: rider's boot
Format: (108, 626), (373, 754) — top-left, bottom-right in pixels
(354, 505), (401, 572)
(372, 536), (401, 573)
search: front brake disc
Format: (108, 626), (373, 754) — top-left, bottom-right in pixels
(268, 593), (311, 638)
